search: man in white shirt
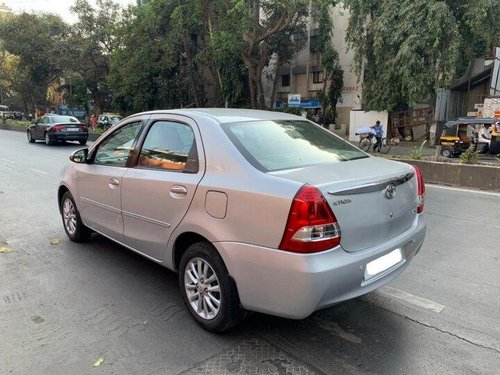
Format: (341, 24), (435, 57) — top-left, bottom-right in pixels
(477, 124), (492, 152)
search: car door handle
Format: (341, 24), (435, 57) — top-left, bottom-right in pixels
(109, 178), (120, 186)
(170, 185), (188, 196)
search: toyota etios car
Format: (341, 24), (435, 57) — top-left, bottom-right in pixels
(58, 109), (426, 332)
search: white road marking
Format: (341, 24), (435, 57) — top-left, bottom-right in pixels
(427, 184), (500, 197)
(376, 286), (445, 313)
(29, 168), (49, 175)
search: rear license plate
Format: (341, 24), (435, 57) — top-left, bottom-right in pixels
(364, 248), (403, 280)
(66, 128), (79, 131)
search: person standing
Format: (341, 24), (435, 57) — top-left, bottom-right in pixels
(90, 114), (97, 129)
(371, 120), (384, 152)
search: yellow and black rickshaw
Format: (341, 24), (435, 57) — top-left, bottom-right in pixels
(440, 118), (497, 157)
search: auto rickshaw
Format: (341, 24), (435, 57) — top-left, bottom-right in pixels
(440, 118), (497, 157)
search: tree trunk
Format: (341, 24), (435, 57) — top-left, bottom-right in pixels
(270, 55), (283, 109)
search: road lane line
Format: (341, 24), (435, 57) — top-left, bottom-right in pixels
(427, 184), (500, 197)
(375, 286), (445, 313)
(29, 168), (49, 175)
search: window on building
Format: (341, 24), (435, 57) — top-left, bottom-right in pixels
(281, 74), (290, 87)
(309, 35), (319, 53)
(313, 71), (323, 84)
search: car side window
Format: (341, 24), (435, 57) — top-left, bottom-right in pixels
(137, 121), (198, 172)
(94, 121), (143, 167)
(43, 117), (50, 125)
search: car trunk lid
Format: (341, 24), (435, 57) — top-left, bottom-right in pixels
(269, 157), (419, 252)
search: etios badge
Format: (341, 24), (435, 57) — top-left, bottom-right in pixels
(385, 183), (396, 199)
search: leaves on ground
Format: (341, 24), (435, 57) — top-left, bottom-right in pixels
(50, 239), (61, 245)
(92, 358), (104, 367)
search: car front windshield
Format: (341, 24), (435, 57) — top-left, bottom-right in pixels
(221, 120), (368, 172)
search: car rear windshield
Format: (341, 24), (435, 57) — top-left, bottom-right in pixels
(50, 116), (79, 123)
(221, 120), (368, 172)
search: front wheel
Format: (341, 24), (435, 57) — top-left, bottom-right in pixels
(179, 242), (243, 332)
(440, 147), (453, 158)
(61, 191), (90, 242)
(27, 130), (35, 143)
(359, 137), (371, 151)
(79, 139), (87, 145)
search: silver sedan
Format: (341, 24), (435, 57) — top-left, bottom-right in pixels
(58, 109), (426, 332)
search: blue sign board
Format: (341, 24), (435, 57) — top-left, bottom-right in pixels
(58, 106), (87, 117)
(276, 98), (320, 109)
(288, 94), (301, 108)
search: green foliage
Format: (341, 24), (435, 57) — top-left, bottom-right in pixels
(227, 0), (312, 108)
(409, 140), (428, 160)
(0, 13), (69, 113)
(275, 106), (302, 116)
(313, 3), (343, 121)
(344, 0), (460, 111)
(108, 0), (187, 113)
(69, 0), (124, 113)
(459, 145), (479, 164)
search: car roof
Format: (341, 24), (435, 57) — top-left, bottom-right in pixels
(133, 108), (303, 124)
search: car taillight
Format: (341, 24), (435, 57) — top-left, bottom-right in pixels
(279, 185), (341, 253)
(413, 165), (425, 213)
(80, 125), (88, 131)
(52, 125), (64, 132)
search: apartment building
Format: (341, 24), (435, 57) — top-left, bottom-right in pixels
(273, 5), (362, 127)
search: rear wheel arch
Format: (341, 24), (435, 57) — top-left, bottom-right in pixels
(173, 232), (212, 271)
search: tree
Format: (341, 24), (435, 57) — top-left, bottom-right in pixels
(194, 0), (250, 107)
(108, 0), (188, 113)
(0, 13), (70, 113)
(69, 0), (124, 114)
(313, 3), (343, 123)
(344, 0), (460, 112)
(446, 0), (499, 66)
(217, 0), (312, 109)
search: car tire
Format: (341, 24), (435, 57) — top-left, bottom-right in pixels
(45, 132), (54, 145)
(440, 147), (453, 158)
(179, 242), (243, 332)
(27, 130), (35, 143)
(79, 139), (87, 145)
(61, 191), (90, 242)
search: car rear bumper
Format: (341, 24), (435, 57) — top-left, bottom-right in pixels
(48, 133), (88, 142)
(215, 215), (426, 319)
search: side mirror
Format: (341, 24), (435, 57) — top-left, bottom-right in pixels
(69, 148), (89, 163)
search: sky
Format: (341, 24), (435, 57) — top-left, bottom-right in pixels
(4, 0), (136, 23)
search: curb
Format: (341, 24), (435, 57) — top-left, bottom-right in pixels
(396, 158), (500, 193)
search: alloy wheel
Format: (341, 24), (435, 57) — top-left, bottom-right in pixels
(184, 257), (221, 320)
(63, 198), (77, 236)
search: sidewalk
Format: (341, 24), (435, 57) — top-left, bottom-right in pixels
(338, 133), (500, 166)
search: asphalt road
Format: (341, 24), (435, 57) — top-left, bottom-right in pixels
(1, 129), (499, 375)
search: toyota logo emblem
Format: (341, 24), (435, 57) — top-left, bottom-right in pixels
(385, 183), (396, 199)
